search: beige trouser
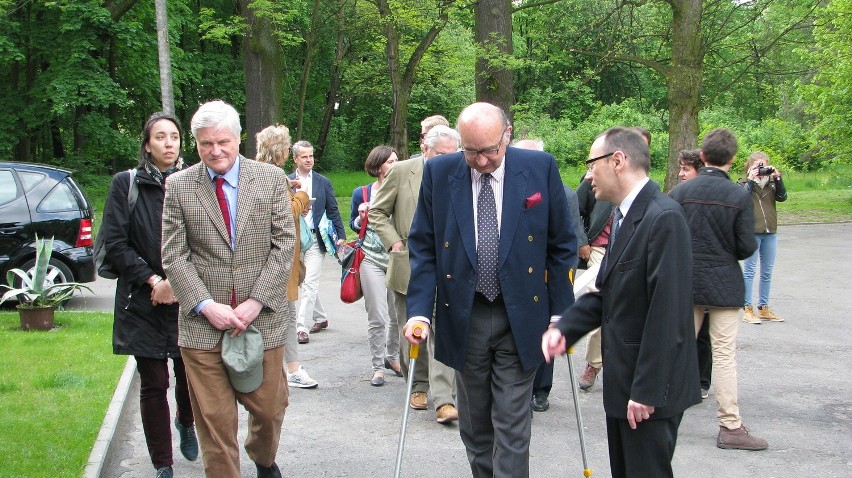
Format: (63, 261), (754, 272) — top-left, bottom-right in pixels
(583, 246), (606, 368)
(181, 342), (288, 478)
(393, 290), (456, 408)
(694, 306), (742, 429)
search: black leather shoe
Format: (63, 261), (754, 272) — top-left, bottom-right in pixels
(256, 462), (282, 478)
(174, 418), (198, 461)
(384, 358), (403, 377)
(371, 371), (385, 386)
(531, 392), (550, 412)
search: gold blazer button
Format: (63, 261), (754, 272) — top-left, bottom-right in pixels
(528, 235), (534, 242)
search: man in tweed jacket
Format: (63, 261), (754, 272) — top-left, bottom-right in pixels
(162, 100), (295, 478)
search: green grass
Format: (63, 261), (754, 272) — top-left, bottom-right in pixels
(0, 311), (125, 478)
(78, 163), (850, 239)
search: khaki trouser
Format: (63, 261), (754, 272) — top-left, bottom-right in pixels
(181, 342), (288, 478)
(393, 290), (456, 408)
(694, 306), (742, 429)
(583, 246), (606, 368)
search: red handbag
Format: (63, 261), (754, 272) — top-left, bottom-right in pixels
(340, 187), (369, 303)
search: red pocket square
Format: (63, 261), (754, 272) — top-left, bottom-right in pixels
(525, 192), (542, 208)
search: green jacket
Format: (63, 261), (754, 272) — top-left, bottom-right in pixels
(739, 177), (787, 233)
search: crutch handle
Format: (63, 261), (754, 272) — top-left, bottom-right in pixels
(409, 324), (425, 359)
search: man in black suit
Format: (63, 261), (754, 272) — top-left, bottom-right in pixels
(288, 141), (346, 344)
(405, 102), (576, 477)
(542, 126), (700, 478)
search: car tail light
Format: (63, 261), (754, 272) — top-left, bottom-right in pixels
(77, 218), (93, 247)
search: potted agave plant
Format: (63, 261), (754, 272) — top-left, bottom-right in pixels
(0, 235), (92, 330)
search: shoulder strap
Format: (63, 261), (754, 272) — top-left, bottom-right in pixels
(127, 169), (139, 212)
(358, 185), (369, 239)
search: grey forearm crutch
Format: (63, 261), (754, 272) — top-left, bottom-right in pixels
(565, 346), (592, 477)
(394, 324), (425, 478)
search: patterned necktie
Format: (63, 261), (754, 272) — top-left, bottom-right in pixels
(603, 208), (623, 271)
(214, 177), (232, 245)
(476, 173), (500, 301)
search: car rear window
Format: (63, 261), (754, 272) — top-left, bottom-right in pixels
(38, 181), (79, 212)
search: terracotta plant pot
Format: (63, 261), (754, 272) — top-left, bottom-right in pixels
(18, 305), (56, 331)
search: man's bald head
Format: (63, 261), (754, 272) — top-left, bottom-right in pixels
(456, 103), (512, 174)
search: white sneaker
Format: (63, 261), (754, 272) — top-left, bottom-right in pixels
(287, 366), (319, 389)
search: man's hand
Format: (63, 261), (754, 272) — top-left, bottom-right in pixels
(233, 298), (264, 328)
(201, 302), (246, 336)
(541, 328), (567, 363)
(626, 400), (655, 429)
(289, 178), (302, 190)
(357, 202), (370, 213)
(403, 319), (430, 344)
(390, 240), (404, 253)
(578, 244), (592, 261)
(150, 279), (176, 306)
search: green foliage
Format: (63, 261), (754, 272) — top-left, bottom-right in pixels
(0, 312), (126, 478)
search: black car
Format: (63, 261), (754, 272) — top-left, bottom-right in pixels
(0, 162), (96, 290)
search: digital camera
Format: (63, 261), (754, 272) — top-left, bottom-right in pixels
(757, 166), (775, 176)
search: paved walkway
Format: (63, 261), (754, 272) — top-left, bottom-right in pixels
(90, 223), (851, 477)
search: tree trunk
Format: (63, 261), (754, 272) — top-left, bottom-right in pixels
(295, 0), (321, 141)
(240, 0), (284, 158)
(664, 0), (703, 191)
(315, 0), (349, 161)
(155, 0), (175, 116)
(474, 0), (514, 117)
(375, 0), (449, 158)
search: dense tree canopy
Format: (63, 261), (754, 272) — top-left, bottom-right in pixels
(0, 0), (844, 178)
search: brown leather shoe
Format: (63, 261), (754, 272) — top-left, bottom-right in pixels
(297, 331), (309, 344)
(578, 363), (600, 391)
(436, 404), (459, 424)
(757, 306), (784, 322)
(309, 320), (328, 333)
(717, 425), (768, 450)
(409, 391), (428, 410)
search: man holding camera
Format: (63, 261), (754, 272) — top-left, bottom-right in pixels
(669, 128), (768, 451)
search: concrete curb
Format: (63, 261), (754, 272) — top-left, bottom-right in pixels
(84, 356), (137, 478)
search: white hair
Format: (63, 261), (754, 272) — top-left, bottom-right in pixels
(190, 100), (241, 139)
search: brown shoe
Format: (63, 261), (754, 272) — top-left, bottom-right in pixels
(297, 331), (309, 344)
(717, 425), (768, 450)
(436, 404), (459, 424)
(578, 363), (600, 391)
(309, 320), (329, 333)
(409, 391), (428, 410)
(757, 306), (784, 322)
(742, 306), (761, 324)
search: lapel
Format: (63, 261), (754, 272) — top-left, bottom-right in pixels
(498, 152), (527, 269)
(195, 164), (232, 246)
(311, 172), (324, 227)
(599, 180), (658, 285)
(406, 157), (424, 212)
(448, 158), (477, 268)
(234, 156), (256, 247)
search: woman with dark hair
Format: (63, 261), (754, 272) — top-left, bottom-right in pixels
(100, 112), (197, 478)
(349, 145), (401, 386)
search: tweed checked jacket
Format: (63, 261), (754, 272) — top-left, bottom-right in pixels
(162, 157), (295, 350)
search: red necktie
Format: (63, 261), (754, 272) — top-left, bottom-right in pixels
(214, 177), (237, 306)
(214, 177), (232, 244)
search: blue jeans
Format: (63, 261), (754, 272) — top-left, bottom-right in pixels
(743, 233), (777, 307)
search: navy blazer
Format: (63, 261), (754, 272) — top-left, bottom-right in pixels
(289, 171), (345, 253)
(556, 181), (700, 419)
(406, 147), (578, 372)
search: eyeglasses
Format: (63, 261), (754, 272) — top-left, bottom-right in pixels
(462, 127), (508, 160)
(585, 151), (615, 171)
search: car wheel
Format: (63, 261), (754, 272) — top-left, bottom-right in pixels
(16, 257), (76, 293)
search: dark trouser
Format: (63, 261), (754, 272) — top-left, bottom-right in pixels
(135, 356), (194, 469)
(533, 359), (553, 395)
(697, 309), (712, 389)
(457, 294), (536, 478)
(605, 413), (683, 478)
